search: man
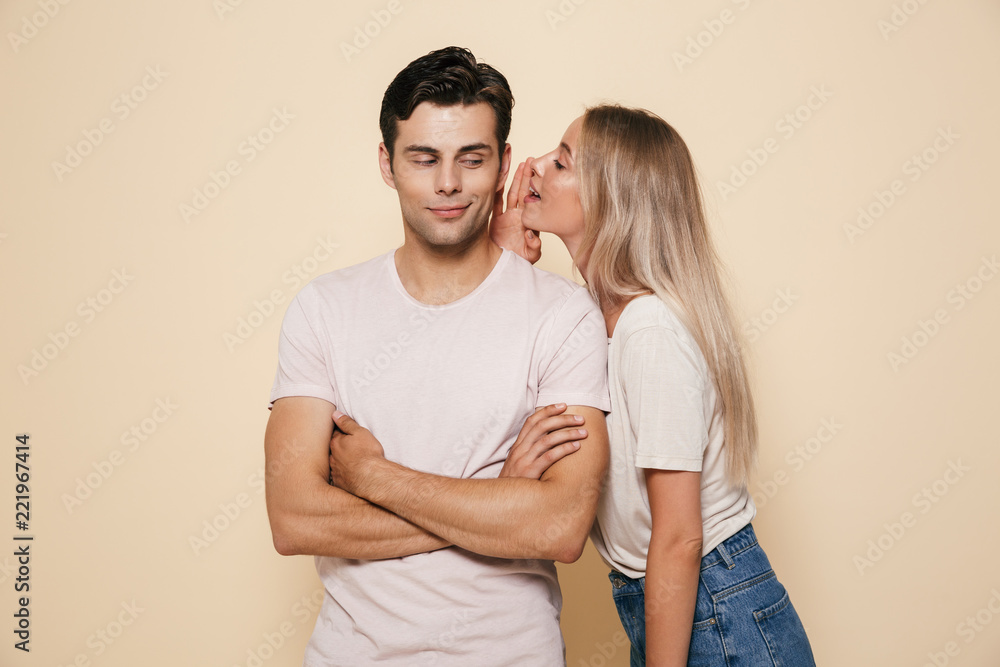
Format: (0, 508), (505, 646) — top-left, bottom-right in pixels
(264, 46), (610, 666)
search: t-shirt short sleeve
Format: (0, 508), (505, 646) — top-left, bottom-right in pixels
(536, 288), (612, 412)
(269, 284), (339, 409)
(621, 325), (708, 472)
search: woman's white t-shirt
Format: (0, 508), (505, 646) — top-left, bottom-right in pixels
(591, 295), (756, 579)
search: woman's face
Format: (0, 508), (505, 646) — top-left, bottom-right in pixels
(521, 116), (585, 243)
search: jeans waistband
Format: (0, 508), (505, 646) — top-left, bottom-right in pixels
(700, 522), (757, 570)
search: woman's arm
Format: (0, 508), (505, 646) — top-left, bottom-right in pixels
(644, 468), (703, 667)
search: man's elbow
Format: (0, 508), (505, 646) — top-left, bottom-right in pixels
(272, 532), (300, 557)
(533, 514), (592, 563)
(552, 535), (588, 564)
(268, 511), (306, 556)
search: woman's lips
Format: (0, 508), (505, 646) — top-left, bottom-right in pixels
(524, 180), (541, 205)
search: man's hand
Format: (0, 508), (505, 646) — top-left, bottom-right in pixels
(499, 403), (588, 479)
(490, 159), (542, 263)
(264, 396), (449, 559)
(324, 405), (608, 563)
(329, 410), (385, 495)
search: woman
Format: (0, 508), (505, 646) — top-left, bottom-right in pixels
(493, 105), (816, 666)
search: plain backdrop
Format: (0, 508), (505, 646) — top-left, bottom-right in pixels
(2, 1), (999, 665)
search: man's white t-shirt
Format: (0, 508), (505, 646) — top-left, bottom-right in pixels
(269, 248), (611, 666)
(590, 295), (755, 580)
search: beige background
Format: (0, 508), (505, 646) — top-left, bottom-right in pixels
(2, 1), (999, 665)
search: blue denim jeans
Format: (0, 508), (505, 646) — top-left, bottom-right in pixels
(609, 523), (816, 666)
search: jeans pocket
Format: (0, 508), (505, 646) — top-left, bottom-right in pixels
(687, 617), (723, 667)
(753, 590), (817, 667)
(609, 573), (646, 664)
(611, 591), (645, 656)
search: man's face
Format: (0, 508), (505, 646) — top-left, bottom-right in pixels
(379, 102), (510, 251)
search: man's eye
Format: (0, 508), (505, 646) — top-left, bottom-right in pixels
(414, 159), (436, 166)
(462, 159), (484, 166)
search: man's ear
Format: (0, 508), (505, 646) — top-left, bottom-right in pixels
(496, 142), (512, 193)
(378, 142), (397, 190)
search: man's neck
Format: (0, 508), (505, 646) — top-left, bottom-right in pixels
(394, 234), (503, 306)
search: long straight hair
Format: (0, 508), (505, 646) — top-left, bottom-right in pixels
(576, 105), (757, 486)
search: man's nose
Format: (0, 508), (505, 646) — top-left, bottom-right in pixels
(435, 162), (462, 194)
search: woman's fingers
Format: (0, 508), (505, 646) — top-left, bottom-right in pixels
(506, 161), (526, 212)
(524, 226), (542, 264)
(516, 157), (535, 206)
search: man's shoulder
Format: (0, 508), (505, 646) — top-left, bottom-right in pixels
(296, 250), (392, 301)
(502, 251), (594, 311)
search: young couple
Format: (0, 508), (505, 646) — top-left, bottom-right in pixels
(264, 46), (815, 666)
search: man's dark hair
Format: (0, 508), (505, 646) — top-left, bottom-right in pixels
(379, 46), (514, 166)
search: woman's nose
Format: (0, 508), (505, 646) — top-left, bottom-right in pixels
(532, 154), (548, 177)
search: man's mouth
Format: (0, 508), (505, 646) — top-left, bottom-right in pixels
(428, 203), (472, 218)
(525, 180), (541, 204)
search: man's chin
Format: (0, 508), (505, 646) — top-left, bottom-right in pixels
(408, 221), (489, 251)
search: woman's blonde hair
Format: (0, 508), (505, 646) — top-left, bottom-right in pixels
(576, 104), (757, 486)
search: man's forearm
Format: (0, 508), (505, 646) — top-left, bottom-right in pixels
(349, 458), (599, 563)
(264, 396), (449, 560)
(268, 476), (449, 559)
